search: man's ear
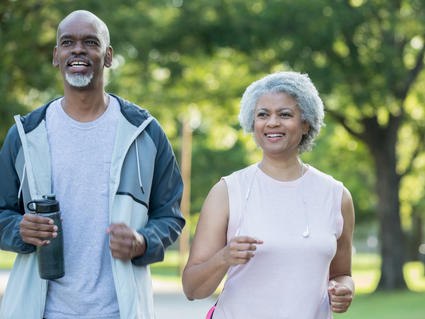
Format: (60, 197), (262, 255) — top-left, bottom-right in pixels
(52, 46), (59, 67)
(104, 46), (114, 68)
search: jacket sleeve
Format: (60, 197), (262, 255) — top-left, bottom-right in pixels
(132, 120), (185, 266)
(0, 125), (36, 254)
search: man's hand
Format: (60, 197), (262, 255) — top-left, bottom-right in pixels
(107, 223), (146, 261)
(19, 213), (58, 246)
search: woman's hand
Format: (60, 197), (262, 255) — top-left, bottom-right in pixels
(328, 280), (354, 313)
(222, 236), (263, 266)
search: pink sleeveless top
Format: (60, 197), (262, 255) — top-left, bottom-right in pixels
(213, 164), (344, 319)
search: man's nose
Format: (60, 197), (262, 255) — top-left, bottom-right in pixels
(72, 41), (86, 54)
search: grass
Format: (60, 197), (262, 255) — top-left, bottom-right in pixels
(333, 290), (425, 319)
(2, 250), (424, 292)
(1, 250), (424, 318)
(0, 251), (17, 269)
(151, 252), (425, 318)
(350, 253), (425, 293)
(151, 250), (183, 283)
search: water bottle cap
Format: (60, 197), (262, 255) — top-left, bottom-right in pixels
(42, 194), (56, 200)
(27, 198), (60, 213)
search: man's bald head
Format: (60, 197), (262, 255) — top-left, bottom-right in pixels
(57, 10), (110, 48)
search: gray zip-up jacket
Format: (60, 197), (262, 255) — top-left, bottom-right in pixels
(0, 94), (185, 319)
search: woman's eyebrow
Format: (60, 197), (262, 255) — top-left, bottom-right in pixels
(256, 106), (296, 112)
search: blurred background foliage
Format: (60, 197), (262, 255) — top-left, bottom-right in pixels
(1, 0), (425, 290)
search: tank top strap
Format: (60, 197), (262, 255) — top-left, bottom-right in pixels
(222, 164), (258, 242)
(332, 180), (344, 239)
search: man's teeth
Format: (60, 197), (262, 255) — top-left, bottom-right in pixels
(71, 62), (88, 66)
(266, 133), (284, 137)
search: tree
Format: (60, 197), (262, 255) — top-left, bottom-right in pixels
(2, 0), (424, 290)
(0, 0), (59, 142)
(299, 0), (425, 290)
(155, 0), (425, 289)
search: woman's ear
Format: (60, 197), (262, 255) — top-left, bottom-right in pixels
(302, 120), (310, 135)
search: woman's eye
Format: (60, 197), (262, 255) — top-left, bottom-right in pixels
(257, 112), (268, 118)
(280, 113), (292, 117)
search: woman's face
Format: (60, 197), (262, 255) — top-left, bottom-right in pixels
(253, 91), (310, 158)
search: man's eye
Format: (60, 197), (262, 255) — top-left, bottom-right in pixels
(86, 40), (98, 46)
(61, 40), (72, 46)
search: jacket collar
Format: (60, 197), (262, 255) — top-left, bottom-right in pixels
(18, 94), (151, 133)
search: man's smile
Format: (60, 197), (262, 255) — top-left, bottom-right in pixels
(66, 56), (92, 72)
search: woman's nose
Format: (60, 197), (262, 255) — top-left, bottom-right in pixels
(267, 114), (280, 126)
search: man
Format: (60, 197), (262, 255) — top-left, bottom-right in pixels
(0, 10), (184, 319)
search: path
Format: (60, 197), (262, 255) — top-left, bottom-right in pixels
(0, 270), (215, 319)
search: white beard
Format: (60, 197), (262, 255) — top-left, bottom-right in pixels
(65, 72), (94, 88)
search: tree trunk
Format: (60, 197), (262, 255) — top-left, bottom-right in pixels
(179, 119), (192, 275)
(367, 121), (407, 290)
(416, 215), (423, 261)
(408, 213), (423, 261)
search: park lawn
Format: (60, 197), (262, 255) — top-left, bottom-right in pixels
(0, 251), (16, 269)
(1, 250), (425, 292)
(1, 251), (424, 317)
(151, 249), (182, 283)
(333, 290), (425, 319)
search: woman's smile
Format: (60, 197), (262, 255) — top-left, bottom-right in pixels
(254, 92), (309, 157)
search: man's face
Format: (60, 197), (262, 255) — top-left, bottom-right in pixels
(53, 13), (112, 89)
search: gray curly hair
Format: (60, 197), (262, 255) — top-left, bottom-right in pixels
(239, 71), (325, 153)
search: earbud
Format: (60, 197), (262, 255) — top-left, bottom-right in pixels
(302, 226), (310, 238)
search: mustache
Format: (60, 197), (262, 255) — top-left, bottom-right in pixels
(65, 55), (93, 66)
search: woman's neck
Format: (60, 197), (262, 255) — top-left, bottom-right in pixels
(259, 154), (304, 182)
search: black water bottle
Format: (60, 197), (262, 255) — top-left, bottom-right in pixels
(27, 195), (64, 280)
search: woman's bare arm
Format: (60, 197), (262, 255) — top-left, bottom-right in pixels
(328, 187), (355, 313)
(182, 180), (262, 300)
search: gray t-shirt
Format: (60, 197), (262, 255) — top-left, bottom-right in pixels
(44, 97), (120, 319)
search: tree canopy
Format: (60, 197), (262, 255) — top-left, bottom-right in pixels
(1, 0), (424, 290)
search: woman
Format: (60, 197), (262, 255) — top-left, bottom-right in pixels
(182, 71), (355, 318)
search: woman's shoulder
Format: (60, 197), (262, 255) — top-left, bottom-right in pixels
(222, 163), (258, 183)
(306, 165), (343, 188)
(219, 163), (259, 202)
